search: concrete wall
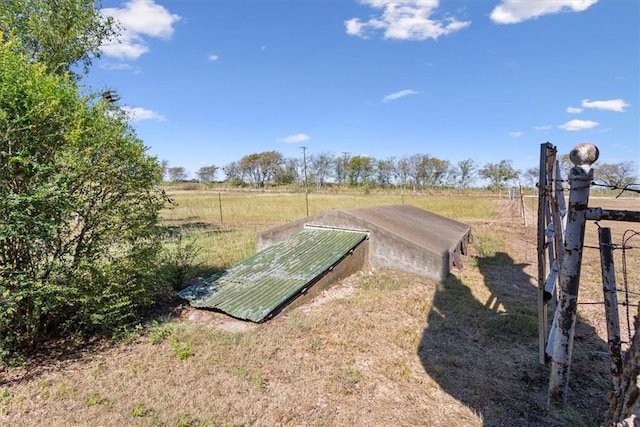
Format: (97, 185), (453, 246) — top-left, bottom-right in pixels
(257, 205), (471, 282)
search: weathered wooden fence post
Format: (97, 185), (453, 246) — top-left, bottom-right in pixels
(548, 143), (598, 407)
(537, 142), (555, 364)
(598, 226), (623, 394)
(218, 191), (223, 224)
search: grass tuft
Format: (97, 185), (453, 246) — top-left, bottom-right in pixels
(473, 232), (505, 258)
(149, 320), (176, 345)
(486, 311), (538, 340)
(170, 338), (193, 360)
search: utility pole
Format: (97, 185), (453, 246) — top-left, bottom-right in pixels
(301, 146), (309, 217)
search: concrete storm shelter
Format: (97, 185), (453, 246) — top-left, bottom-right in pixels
(179, 205), (472, 322)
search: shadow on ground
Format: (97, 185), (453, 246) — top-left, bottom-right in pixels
(418, 252), (610, 426)
(160, 221), (233, 237)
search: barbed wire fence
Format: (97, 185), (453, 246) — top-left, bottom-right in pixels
(536, 142), (640, 410)
(591, 182), (640, 198)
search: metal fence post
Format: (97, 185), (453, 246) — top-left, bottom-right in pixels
(548, 143), (598, 407)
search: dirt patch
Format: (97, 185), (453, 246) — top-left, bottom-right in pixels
(298, 271), (364, 314)
(182, 307), (257, 332)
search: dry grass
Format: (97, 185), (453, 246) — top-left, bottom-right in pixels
(1, 190), (639, 426)
(161, 189), (497, 273)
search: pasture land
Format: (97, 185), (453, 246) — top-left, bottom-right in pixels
(1, 188), (639, 426)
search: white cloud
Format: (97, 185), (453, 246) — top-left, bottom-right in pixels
(490, 0), (598, 24)
(99, 62), (134, 71)
(121, 106), (167, 122)
(581, 98), (630, 112)
(101, 41), (149, 60)
(345, 18), (367, 37)
(279, 133), (311, 144)
(345, 0), (471, 41)
(509, 131), (523, 137)
(558, 119), (599, 131)
(207, 54), (219, 62)
(101, 0), (181, 60)
(534, 125), (552, 131)
(383, 89), (419, 102)
(566, 106), (583, 113)
(99, 61), (142, 75)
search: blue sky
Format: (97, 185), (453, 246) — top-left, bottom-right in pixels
(87, 0), (639, 180)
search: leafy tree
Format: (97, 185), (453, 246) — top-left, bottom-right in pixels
(594, 161), (638, 188)
(308, 152), (334, 188)
(405, 154), (424, 190)
(334, 154), (350, 185)
(523, 167), (539, 189)
(0, 38), (166, 356)
(395, 156), (412, 190)
(375, 157), (396, 188)
(274, 157), (298, 186)
(399, 154), (449, 189)
(239, 151), (283, 188)
(159, 159), (169, 181)
(196, 165), (218, 183)
(558, 153), (573, 180)
(417, 155), (450, 187)
(348, 155), (374, 186)
(0, 0), (117, 77)
(456, 159), (477, 189)
(222, 161), (243, 184)
(168, 166), (188, 182)
(479, 160), (520, 190)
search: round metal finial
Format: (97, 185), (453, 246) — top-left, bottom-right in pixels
(569, 143), (599, 172)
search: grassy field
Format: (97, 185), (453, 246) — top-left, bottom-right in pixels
(1, 187), (639, 426)
(160, 188), (498, 274)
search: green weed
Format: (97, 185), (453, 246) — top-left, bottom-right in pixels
(85, 391), (103, 407)
(171, 338), (193, 360)
(474, 233), (505, 258)
(159, 234), (203, 291)
(177, 412), (199, 427)
(111, 323), (143, 343)
(334, 367), (360, 394)
(131, 402), (153, 417)
(149, 321), (176, 345)
(232, 367), (248, 378)
(255, 370), (268, 391)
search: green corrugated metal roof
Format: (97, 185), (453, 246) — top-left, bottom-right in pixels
(178, 227), (368, 322)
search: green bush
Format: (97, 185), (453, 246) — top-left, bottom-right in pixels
(158, 235), (202, 291)
(0, 38), (167, 362)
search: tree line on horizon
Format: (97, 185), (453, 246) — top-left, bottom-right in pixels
(163, 151), (638, 192)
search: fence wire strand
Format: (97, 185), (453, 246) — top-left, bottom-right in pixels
(591, 181), (640, 198)
(547, 179), (640, 198)
(621, 230), (640, 343)
(580, 230), (640, 346)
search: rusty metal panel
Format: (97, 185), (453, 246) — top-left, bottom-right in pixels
(178, 227), (368, 322)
